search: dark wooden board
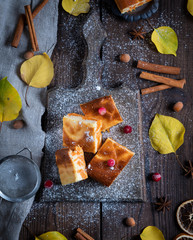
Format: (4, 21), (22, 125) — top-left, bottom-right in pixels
(19, 202), (100, 240)
(20, 0), (193, 239)
(40, 87), (145, 202)
(39, 11), (146, 202)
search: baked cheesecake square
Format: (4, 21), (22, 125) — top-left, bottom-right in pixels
(80, 95), (123, 132)
(63, 113), (102, 154)
(55, 146), (88, 185)
(87, 138), (135, 187)
(114, 0), (152, 14)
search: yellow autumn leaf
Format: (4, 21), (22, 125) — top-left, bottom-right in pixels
(62, 0), (90, 16)
(151, 26), (178, 56)
(140, 226), (165, 240)
(0, 77), (22, 129)
(36, 231), (68, 240)
(20, 52), (54, 88)
(149, 114), (185, 154)
(187, 0), (193, 16)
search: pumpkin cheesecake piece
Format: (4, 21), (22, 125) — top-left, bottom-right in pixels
(87, 138), (135, 187)
(63, 113), (102, 154)
(80, 95), (123, 132)
(55, 146), (88, 185)
(114, 0), (152, 14)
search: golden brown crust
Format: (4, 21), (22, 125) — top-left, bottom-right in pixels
(63, 114), (102, 153)
(55, 148), (72, 169)
(80, 96), (123, 132)
(55, 146), (88, 185)
(87, 138), (135, 187)
(55, 148), (76, 185)
(114, 0), (152, 13)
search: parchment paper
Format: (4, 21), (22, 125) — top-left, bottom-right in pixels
(0, 0), (59, 239)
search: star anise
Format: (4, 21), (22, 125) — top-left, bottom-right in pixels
(130, 27), (146, 40)
(184, 160), (193, 179)
(155, 197), (171, 213)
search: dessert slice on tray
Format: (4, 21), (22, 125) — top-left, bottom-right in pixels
(55, 146), (88, 185)
(80, 95), (123, 132)
(63, 113), (102, 154)
(114, 0), (152, 14)
(87, 138), (135, 187)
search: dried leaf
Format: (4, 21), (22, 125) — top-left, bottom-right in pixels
(149, 114), (185, 154)
(0, 77), (22, 129)
(151, 26), (178, 56)
(36, 231), (68, 240)
(20, 52), (54, 88)
(187, 0), (193, 16)
(140, 226), (165, 240)
(62, 0), (90, 16)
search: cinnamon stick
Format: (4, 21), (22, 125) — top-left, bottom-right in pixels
(11, 0), (49, 48)
(141, 84), (172, 95)
(25, 5), (39, 51)
(77, 228), (95, 240)
(137, 60), (181, 75)
(75, 232), (87, 240)
(32, 0), (49, 18)
(139, 71), (186, 89)
(11, 14), (25, 48)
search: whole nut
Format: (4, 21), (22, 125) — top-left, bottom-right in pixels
(120, 54), (131, 63)
(24, 51), (34, 60)
(125, 217), (136, 227)
(173, 101), (183, 112)
(13, 120), (24, 129)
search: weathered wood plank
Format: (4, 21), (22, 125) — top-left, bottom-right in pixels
(20, 0), (193, 239)
(101, 0), (193, 239)
(19, 202), (100, 240)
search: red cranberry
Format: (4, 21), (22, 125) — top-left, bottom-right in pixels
(107, 159), (115, 167)
(98, 107), (106, 115)
(152, 173), (161, 182)
(44, 180), (53, 188)
(123, 125), (132, 134)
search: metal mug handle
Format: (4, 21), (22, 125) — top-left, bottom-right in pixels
(16, 147), (33, 159)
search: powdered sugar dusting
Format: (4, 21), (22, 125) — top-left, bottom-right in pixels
(40, 6), (186, 203)
(85, 131), (94, 142)
(39, 13), (146, 202)
(24, 201), (100, 227)
(96, 85), (101, 90)
(40, 84), (145, 202)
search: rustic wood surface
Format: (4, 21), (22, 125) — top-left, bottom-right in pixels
(19, 0), (193, 239)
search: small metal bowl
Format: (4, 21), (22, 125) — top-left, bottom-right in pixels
(105, 0), (159, 22)
(0, 148), (41, 202)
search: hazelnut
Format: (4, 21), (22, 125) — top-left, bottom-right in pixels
(125, 217), (136, 227)
(173, 101), (183, 112)
(13, 120), (24, 129)
(24, 51), (34, 60)
(120, 54), (131, 63)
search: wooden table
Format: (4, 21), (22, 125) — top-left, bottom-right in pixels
(19, 0), (193, 239)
